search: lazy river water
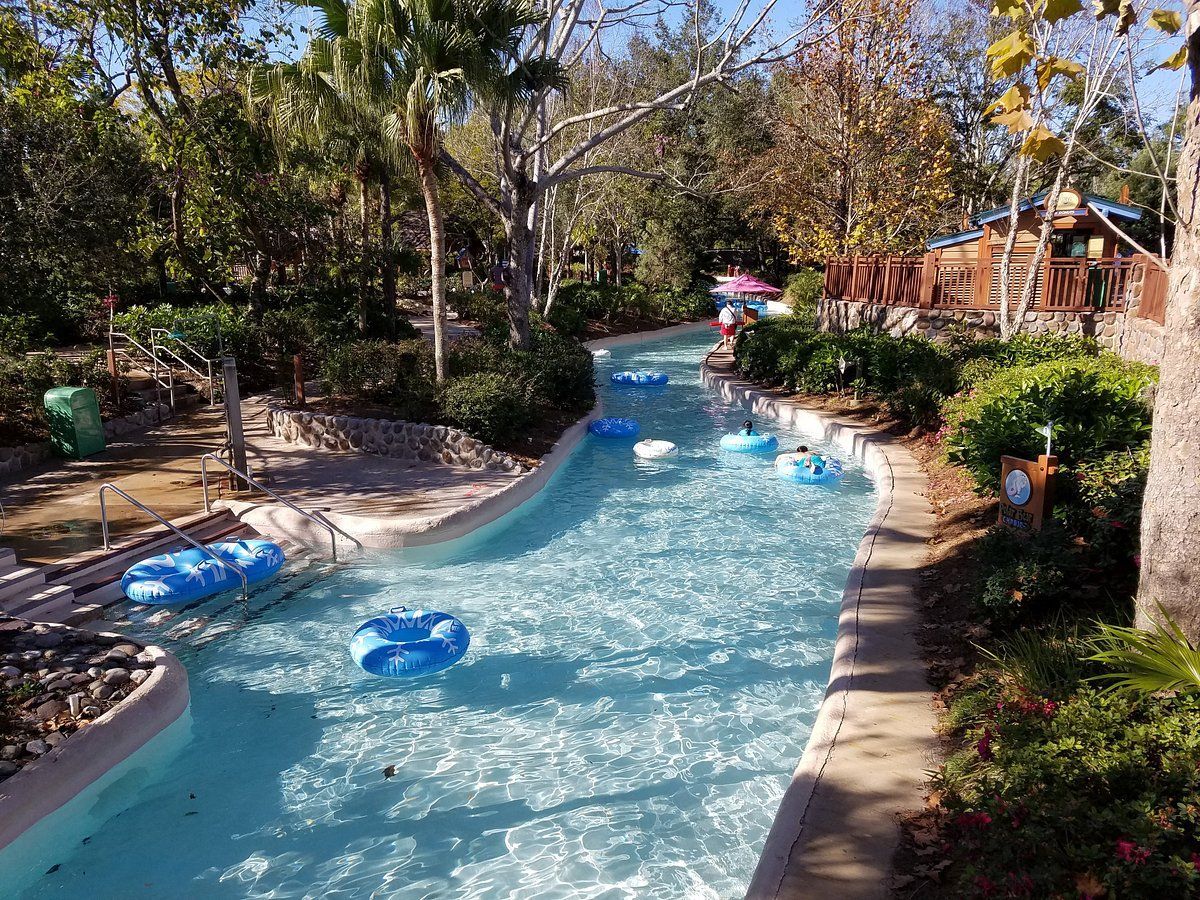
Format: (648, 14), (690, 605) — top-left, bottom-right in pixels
(19, 328), (876, 899)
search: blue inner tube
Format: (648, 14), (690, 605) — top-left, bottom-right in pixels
(350, 607), (470, 678)
(719, 431), (779, 453)
(589, 417), (640, 438)
(776, 457), (845, 485)
(610, 370), (669, 386)
(121, 538), (285, 604)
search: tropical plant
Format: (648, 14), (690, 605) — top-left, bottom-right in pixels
(1089, 605), (1200, 696)
(252, 0), (555, 380)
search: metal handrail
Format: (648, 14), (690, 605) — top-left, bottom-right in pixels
(151, 330), (219, 404)
(199, 454), (361, 560)
(98, 483), (248, 599)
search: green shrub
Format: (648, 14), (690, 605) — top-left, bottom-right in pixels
(1055, 443), (1149, 570)
(439, 372), (533, 445)
(545, 302), (588, 338)
(110, 302), (262, 360)
(448, 289), (506, 327)
(0, 350), (130, 444)
(450, 329), (595, 413)
(783, 269), (823, 322)
(975, 526), (1082, 624)
(937, 686), (1200, 898)
(0, 314), (38, 354)
(554, 280), (712, 325)
(942, 356), (1156, 492)
(320, 339), (437, 419)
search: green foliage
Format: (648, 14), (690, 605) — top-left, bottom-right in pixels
(1055, 443), (1149, 569)
(554, 281), (713, 327)
(0, 350), (129, 445)
(942, 356), (1156, 492)
(439, 372), (534, 445)
(320, 339), (437, 419)
(111, 303), (260, 360)
(977, 624), (1090, 697)
(1089, 607), (1200, 696)
(937, 685), (1200, 897)
(975, 526), (1082, 624)
(783, 269), (823, 323)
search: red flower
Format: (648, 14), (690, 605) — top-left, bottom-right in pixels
(1133, 553), (1142, 568)
(1007, 870), (1034, 895)
(974, 874), (996, 896)
(1115, 839), (1151, 864)
(976, 727), (994, 761)
(1190, 852), (1200, 871)
(955, 811), (993, 830)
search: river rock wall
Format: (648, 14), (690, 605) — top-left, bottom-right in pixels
(265, 406), (527, 474)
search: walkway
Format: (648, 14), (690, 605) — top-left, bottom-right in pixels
(0, 396), (516, 564)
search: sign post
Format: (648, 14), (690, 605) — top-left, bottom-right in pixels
(998, 454), (1058, 532)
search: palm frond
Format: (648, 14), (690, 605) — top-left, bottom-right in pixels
(1087, 603), (1200, 696)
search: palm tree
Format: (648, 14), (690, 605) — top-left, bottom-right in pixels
(251, 0), (555, 381)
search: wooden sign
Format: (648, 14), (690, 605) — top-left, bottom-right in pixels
(998, 454), (1058, 532)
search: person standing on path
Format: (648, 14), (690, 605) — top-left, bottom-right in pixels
(718, 300), (739, 350)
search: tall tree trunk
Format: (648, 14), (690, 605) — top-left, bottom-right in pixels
(249, 249), (271, 314)
(380, 172), (397, 340)
(357, 176), (370, 335)
(504, 182), (536, 350)
(1136, 12), (1200, 641)
(416, 154), (448, 382)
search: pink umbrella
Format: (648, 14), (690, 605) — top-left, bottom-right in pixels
(710, 274), (782, 295)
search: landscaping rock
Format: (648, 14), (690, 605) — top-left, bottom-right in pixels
(24, 739), (49, 756)
(102, 669), (130, 686)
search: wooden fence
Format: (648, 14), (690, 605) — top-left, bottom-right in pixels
(824, 254), (1168, 321)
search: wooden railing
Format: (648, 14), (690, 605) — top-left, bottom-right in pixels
(824, 253), (1167, 318)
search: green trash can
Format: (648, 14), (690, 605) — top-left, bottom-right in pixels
(44, 387), (107, 459)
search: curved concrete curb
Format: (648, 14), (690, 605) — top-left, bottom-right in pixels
(699, 353), (936, 899)
(227, 321), (711, 549)
(0, 644), (189, 856)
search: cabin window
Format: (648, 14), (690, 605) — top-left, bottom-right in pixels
(1051, 229), (1092, 258)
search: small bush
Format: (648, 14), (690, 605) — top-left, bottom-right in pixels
(937, 686), (1200, 898)
(975, 526), (1082, 624)
(0, 350), (131, 444)
(942, 356), (1156, 492)
(1056, 443), (1149, 570)
(545, 302), (588, 338)
(783, 269), (823, 322)
(320, 339), (437, 419)
(439, 372), (533, 445)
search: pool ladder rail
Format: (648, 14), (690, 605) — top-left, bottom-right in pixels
(199, 453), (361, 562)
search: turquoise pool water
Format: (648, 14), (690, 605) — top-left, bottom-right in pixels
(20, 329), (876, 899)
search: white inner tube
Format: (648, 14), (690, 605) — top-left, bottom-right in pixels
(634, 439), (678, 459)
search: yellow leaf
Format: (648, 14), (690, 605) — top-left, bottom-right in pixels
(985, 83), (1031, 117)
(1153, 43), (1189, 71)
(987, 31), (1036, 78)
(1042, 0), (1083, 22)
(994, 107), (1035, 132)
(1020, 125), (1066, 161)
(992, 0), (1023, 17)
(1036, 56), (1086, 90)
(1148, 8), (1181, 32)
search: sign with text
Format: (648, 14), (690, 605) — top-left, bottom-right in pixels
(998, 454), (1058, 532)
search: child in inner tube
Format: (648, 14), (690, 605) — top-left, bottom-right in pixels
(739, 419), (757, 436)
(796, 445), (825, 475)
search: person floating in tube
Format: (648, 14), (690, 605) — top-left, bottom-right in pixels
(795, 445), (825, 475)
(718, 299), (739, 349)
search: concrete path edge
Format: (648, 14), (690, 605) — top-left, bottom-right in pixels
(0, 643), (190, 877)
(699, 353), (936, 899)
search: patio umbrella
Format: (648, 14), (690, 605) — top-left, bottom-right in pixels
(710, 274), (782, 296)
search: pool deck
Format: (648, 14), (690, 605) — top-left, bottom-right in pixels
(700, 349), (936, 900)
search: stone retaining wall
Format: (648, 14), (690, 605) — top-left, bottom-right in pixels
(0, 402), (175, 479)
(265, 406), (526, 474)
(817, 298), (1162, 366)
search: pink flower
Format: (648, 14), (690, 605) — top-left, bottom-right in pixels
(955, 811), (993, 830)
(976, 727), (994, 761)
(1115, 839), (1151, 864)
(1133, 553), (1142, 568)
(974, 874), (996, 896)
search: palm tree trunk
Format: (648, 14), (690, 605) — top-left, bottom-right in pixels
(417, 154), (448, 382)
(380, 171), (397, 340)
(358, 176), (370, 335)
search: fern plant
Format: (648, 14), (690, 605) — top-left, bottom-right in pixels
(1087, 604), (1200, 695)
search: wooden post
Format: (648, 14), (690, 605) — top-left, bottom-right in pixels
(293, 353), (306, 408)
(918, 252), (937, 308)
(222, 357), (249, 492)
(881, 256), (894, 305)
(973, 225), (992, 308)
